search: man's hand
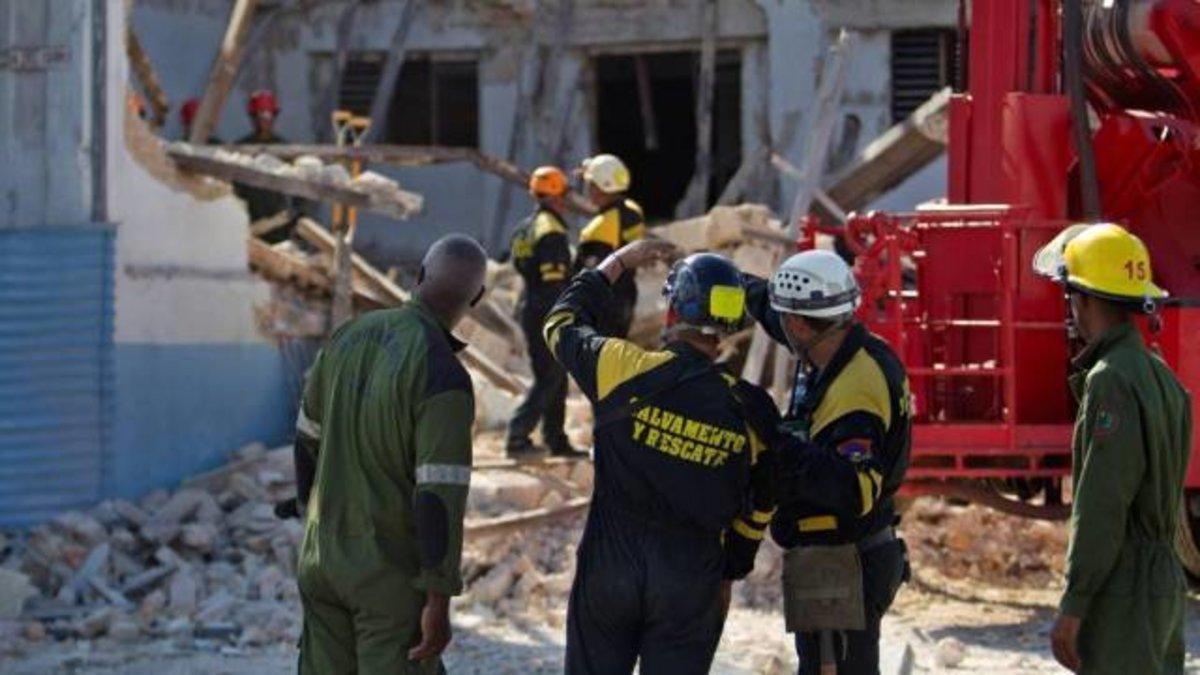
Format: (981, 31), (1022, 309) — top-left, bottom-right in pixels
(407, 592), (452, 662)
(1050, 612), (1082, 672)
(598, 238), (679, 283)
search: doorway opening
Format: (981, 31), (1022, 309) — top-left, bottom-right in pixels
(593, 49), (742, 220)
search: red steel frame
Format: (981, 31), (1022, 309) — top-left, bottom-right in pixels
(796, 0), (1200, 502)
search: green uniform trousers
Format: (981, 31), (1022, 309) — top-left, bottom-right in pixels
(1077, 542), (1185, 675)
(298, 534), (443, 675)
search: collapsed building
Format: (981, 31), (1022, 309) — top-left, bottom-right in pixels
(1, 0), (954, 522)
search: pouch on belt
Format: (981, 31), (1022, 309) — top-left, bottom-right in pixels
(782, 543), (865, 633)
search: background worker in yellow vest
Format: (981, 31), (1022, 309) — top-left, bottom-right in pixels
(505, 167), (586, 459)
(573, 154), (645, 337)
(1034, 223), (1192, 675)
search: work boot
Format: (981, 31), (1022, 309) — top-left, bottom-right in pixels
(547, 438), (589, 459)
(505, 437), (542, 460)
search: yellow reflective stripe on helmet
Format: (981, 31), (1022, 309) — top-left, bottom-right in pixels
(732, 518), (764, 541)
(751, 509), (774, 525)
(709, 285), (746, 321)
(798, 515), (837, 532)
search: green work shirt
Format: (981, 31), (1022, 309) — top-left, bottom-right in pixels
(1061, 322), (1192, 674)
(297, 299), (475, 596)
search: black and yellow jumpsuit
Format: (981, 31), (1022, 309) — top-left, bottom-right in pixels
(545, 270), (776, 674)
(745, 276), (912, 675)
(506, 207), (574, 452)
(573, 199), (645, 337)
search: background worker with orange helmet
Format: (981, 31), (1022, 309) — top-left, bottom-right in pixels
(1034, 223), (1191, 674)
(573, 154), (645, 337)
(504, 167), (586, 458)
(234, 90), (291, 238)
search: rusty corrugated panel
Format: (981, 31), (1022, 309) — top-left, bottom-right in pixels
(0, 228), (113, 525)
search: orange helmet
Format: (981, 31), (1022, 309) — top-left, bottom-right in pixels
(248, 90), (279, 116)
(180, 98), (201, 127)
(529, 166), (568, 198)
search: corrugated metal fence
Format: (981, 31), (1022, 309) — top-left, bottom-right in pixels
(0, 227), (113, 525)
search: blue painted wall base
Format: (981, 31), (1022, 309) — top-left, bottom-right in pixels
(111, 342), (294, 498)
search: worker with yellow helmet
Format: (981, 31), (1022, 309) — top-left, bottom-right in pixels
(1034, 223), (1192, 674)
(504, 167), (586, 458)
(574, 154), (646, 337)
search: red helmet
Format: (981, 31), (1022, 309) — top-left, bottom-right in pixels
(180, 98), (201, 127)
(248, 90), (279, 116)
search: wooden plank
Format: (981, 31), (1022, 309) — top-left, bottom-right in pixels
(464, 497), (590, 539)
(225, 143), (597, 215)
(366, 0), (422, 138)
(293, 220), (527, 396)
(168, 149), (421, 220)
(126, 26), (168, 128)
(246, 238), (329, 292)
(190, 0), (261, 144)
(674, 0), (718, 219)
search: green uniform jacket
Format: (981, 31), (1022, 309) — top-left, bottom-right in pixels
(1061, 322), (1193, 675)
(296, 300), (475, 597)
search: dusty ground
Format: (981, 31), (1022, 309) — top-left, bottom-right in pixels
(5, 485), (1200, 674)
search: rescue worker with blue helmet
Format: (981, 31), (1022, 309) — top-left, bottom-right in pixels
(544, 238), (778, 674)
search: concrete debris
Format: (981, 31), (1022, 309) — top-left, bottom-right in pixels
(903, 498), (1067, 588)
(0, 568), (38, 620)
(935, 636), (968, 668)
(0, 443), (304, 647)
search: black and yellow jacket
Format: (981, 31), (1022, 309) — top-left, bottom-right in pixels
(545, 270), (776, 578)
(744, 275), (912, 548)
(574, 199), (645, 306)
(510, 207), (572, 312)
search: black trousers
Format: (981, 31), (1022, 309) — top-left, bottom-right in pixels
(507, 300), (568, 447)
(566, 503), (726, 675)
(794, 539), (908, 675)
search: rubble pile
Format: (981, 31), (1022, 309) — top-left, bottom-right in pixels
(0, 444), (304, 649)
(901, 497), (1068, 588)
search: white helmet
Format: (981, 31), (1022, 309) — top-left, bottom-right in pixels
(581, 154), (631, 194)
(769, 250), (861, 318)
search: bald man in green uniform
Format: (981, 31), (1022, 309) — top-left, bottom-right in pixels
(1035, 223), (1192, 675)
(292, 234), (489, 674)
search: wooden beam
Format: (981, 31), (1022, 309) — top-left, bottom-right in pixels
(126, 25), (168, 128)
(167, 148), (422, 220)
(190, 0), (261, 144)
(674, 0), (718, 219)
(366, 0), (422, 139)
(293, 219), (527, 396)
(225, 143), (596, 215)
(464, 497), (590, 539)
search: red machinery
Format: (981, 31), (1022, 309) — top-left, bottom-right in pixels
(807, 0), (1200, 569)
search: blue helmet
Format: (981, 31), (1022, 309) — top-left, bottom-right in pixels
(662, 253), (747, 334)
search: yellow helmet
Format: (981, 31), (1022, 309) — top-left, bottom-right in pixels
(581, 154), (631, 194)
(1033, 223), (1167, 302)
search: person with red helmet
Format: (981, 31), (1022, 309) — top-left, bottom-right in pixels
(235, 89), (291, 235)
(178, 97), (221, 143)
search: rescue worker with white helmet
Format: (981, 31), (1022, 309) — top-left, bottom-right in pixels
(573, 154), (646, 337)
(1035, 223), (1191, 674)
(740, 249), (912, 675)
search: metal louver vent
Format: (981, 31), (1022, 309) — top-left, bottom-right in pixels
(891, 29), (954, 123)
(338, 52), (385, 117)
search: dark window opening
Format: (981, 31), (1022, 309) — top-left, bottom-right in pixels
(890, 29), (956, 123)
(337, 52), (479, 147)
(593, 49), (742, 220)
